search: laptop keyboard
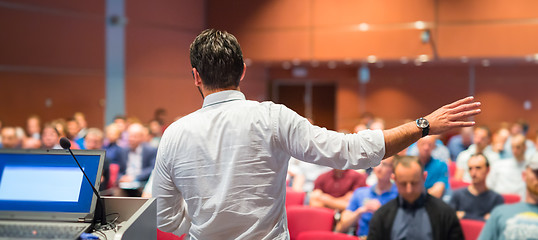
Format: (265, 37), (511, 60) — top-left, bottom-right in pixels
(0, 222), (88, 239)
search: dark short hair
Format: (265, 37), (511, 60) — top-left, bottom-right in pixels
(470, 153), (490, 168)
(190, 29), (244, 90)
(393, 155), (424, 173)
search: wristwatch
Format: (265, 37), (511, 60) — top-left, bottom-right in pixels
(416, 117), (430, 137)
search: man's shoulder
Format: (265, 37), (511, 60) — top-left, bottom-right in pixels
(426, 194), (454, 212)
(451, 187), (469, 199)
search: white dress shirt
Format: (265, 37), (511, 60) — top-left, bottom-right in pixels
(153, 90), (385, 239)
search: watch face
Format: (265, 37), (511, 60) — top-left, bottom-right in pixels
(417, 118), (429, 128)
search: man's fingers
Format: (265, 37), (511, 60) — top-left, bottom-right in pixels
(449, 121), (476, 128)
(449, 102), (481, 114)
(444, 96), (475, 109)
(448, 109), (482, 121)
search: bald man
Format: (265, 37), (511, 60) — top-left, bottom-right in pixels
(117, 123), (157, 197)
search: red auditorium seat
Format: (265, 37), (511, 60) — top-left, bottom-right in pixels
(108, 163), (120, 189)
(460, 219), (485, 240)
(449, 179), (470, 190)
(502, 194), (521, 204)
(286, 189), (306, 207)
(156, 229), (185, 240)
(297, 231), (358, 240)
(448, 161), (456, 178)
(287, 206), (335, 240)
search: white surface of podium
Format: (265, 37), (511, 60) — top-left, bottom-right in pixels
(99, 197), (157, 240)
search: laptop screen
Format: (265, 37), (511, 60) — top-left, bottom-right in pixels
(0, 149), (104, 214)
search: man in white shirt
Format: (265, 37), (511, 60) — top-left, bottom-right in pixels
(487, 134), (529, 199)
(153, 29), (482, 239)
(454, 126), (500, 182)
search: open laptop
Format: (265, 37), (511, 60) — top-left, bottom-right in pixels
(0, 149), (105, 239)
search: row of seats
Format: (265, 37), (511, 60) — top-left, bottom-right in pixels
(286, 205), (488, 240)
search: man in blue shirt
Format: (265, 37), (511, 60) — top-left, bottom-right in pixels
(336, 156), (398, 237)
(478, 154), (538, 239)
(418, 136), (449, 198)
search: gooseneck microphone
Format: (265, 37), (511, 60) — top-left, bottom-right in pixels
(59, 137), (107, 228)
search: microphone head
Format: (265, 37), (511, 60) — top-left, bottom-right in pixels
(59, 137), (71, 149)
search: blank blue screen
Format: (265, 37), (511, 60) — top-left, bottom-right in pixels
(0, 152), (100, 213)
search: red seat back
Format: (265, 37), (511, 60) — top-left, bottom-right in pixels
(297, 231), (358, 240)
(156, 229), (185, 240)
(286, 189), (306, 207)
(448, 161), (457, 178)
(460, 219), (485, 240)
(108, 163), (120, 189)
(287, 206), (334, 240)
(449, 179), (470, 190)
(502, 194), (521, 204)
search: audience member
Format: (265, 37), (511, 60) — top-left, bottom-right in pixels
(407, 135), (451, 163)
(454, 126), (500, 182)
(51, 118), (79, 149)
(368, 155), (463, 240)
(104, 123), (123, 164)
(74, 112), (88, 140)
(491, 127), (510, 155)
(449, 154), (504, 221)
(117, 123), (157, 197)
(501, 121), (536, 160)
(487, 134), (529, 199)
(336, 157), (398, 237)
(0, 127), (21, 149)
(148, 119), (162, 148)
(416, 136), (449, 198)
(84, 128), (110, 191)
(113, 115), (129, 148)
(26, 115), (41, 140)
(447, 127), (474, 161)
(41, 124), (61, 149)
(309, 169), (367, 211)
(154, 108), (167, 126)
(369, 118), (385, 130)
(67, 118), (84, 148)
(478, 154), (538, 239)
(22, 137), (41, 149)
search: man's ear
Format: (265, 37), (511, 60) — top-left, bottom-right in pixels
(391, 173), (396, 181)
(423, 171), (428, 180)
(192, 68), (202, 87)
(239, 63), (247, 82)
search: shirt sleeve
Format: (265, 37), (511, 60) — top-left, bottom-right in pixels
(273, 104), (385, 170)
(153, 143), (191, 236)
(448, 190), (460, 210)
(346, 189), (363, 211)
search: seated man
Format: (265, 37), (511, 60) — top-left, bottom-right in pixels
(84, 128), (111, 192)
(454, 126), (500, 182)
(478, 154), (538, 239)
(335, 156), (398, 238)
(417, 136), (449, 198)
(0, 127), (21, 149)
(449, 154), (504, 221)
(368, 155), (463, 240)
(487, 134), (528, 199)
(117, 123), (157, 197)
(309, 168), (367, 211)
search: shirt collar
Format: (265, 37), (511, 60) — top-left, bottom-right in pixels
(202, 90), (246, 108)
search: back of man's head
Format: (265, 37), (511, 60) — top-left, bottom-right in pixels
(190, 29), (244, 90)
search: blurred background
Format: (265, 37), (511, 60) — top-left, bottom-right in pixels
(1, 0), (537, 138)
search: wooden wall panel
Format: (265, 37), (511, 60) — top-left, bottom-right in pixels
(124, 0), (205, 125)
(0, 72), (104, 128)
(439, 0), (538, 21)
(313, 0), (434, 26)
